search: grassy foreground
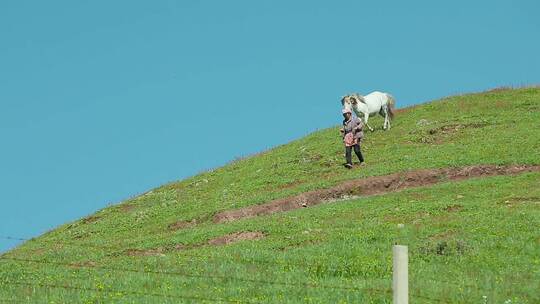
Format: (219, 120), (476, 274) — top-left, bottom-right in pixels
(1, 87), (539, 303)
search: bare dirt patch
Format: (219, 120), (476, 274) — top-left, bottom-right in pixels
(168, 219), (198, 231)
(81, 216), (101, 224)
(167, 214), (213, 231)
(214, 164), (540, 223)
(413, 122), (491, 144)
(119, 204), (136, 213)
(207, 232), (265, 246)
(500, 196), (540, 207)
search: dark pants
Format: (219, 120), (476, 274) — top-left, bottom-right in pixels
(345, 144), (364, 165)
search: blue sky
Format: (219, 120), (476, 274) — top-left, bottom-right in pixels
(1, 0), (538, 252)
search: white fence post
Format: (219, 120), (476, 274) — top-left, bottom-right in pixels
(392, 245), (408, 304)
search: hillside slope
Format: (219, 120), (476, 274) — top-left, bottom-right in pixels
(1, 87), (539, 303)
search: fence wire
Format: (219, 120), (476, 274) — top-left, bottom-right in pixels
(1, 235), (343, 270)
(1, 235), (491, 303)
(2, 280), (253, 303)
(0, 256), (391, 294)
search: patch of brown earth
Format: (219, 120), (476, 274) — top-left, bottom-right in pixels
(207, 232), (265, 246)
(444, 204), (463, 212)
(71, 233), (90, 240)
(214, 164), (540, 223)
(415, 122), (491, 144)
(81, 216), (101, 224)
(119, 204), (136, 213)
(168, 219), (198, 231)
(435, 122), (488, 133)
(167, 214), (214, 231)
(500, 196), (540, 207)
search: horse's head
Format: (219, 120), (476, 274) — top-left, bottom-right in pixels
(340, 95), (358, 111)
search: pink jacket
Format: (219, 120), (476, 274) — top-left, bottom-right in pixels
(342, 117), (364, 146)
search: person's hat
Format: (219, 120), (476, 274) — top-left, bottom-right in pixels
(342, 108), (352, 114)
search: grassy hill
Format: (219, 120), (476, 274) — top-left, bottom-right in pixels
(1, 87), (539, 303)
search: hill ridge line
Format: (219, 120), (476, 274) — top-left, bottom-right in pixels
(211, 164), (540, 223)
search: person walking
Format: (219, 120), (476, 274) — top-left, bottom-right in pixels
(340, 108), (365, 169)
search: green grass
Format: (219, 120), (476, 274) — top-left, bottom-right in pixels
(1, 87), (539, 303)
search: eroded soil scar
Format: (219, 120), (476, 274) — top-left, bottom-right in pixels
(213, 164), (540, 223)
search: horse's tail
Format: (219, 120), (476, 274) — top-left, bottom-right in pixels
(385, 93), (396, 120)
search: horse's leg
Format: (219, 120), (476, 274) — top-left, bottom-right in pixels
(364, 112), (374, 132)
(382, 105), (389, 130)
(386, 108), (391, 130)
(379, 107), (387, 130)
(385, 104), (392, 130)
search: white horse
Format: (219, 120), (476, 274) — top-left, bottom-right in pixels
(341, 91), (396, 131)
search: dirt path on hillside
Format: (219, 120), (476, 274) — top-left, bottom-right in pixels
(213, 164), (540, 223)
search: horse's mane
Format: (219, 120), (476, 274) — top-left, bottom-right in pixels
(341, 93), (367, 105)
(350, 93), (366, 105)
